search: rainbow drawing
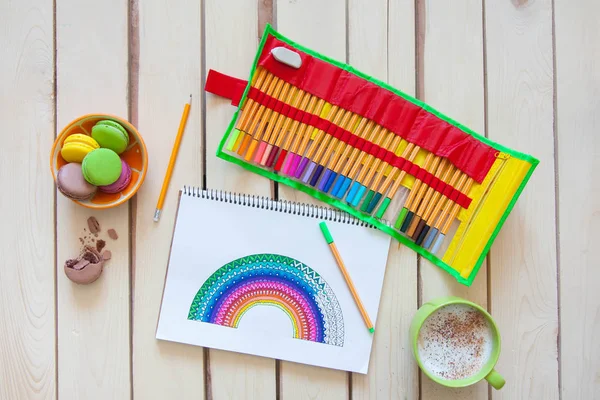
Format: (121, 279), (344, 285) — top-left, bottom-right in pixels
(188, 253), (344, 346)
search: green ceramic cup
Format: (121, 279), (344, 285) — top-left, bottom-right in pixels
(409, 296), (505, 390)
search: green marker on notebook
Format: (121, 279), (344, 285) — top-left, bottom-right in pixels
(319, 221), (375, 334)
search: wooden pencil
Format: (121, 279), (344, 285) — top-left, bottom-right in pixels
(153, 95), (192, 222)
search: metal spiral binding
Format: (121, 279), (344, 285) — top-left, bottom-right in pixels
(182, 186), (375, 227)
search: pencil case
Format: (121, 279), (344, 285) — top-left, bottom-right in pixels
(206, 24), (538, 286)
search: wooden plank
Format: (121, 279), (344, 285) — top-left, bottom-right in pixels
(555, 0), (600, 398)
(55, 0), (130, 398)
(275, 1), (348, 398)
(204, 1), (277, 399)
(350, 0), (419, 399)
(484, 0), (559, 399)
(0, 0), (56, 398)
(419, 1), (489, 398)
(132, 0), (204, 398)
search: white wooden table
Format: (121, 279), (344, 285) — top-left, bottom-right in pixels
(2, 0), (598, 399)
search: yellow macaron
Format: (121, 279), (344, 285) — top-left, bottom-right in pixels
(61, 134), (100, 163)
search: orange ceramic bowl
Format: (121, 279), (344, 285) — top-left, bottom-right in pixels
(51, 114), (148, 209)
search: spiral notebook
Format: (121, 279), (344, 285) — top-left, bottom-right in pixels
(156, 187), (391, 373)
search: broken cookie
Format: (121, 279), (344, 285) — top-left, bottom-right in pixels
(64, 246), (105, 284)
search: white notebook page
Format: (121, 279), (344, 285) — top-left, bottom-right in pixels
(156, 190), (391, 373)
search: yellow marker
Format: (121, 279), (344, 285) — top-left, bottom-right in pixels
(154, 95), (192, 222)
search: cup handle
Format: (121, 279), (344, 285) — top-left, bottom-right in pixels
(485, 369), (505, 390)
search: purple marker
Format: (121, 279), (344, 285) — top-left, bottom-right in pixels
(286, 154), (302, 176)
(301, 161), (317, 183)
(295, 157), (310, 178)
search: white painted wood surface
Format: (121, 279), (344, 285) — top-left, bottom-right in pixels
(485, 0), (559, 399)
(1, 0), (598, 399)
(205, 1), (277, 399)
(420, 1), (488, 398)
(0, 1), (55, 399)
(55, 1), (130, 399)
(133, 0), (204, 398)
(276, 1), (349, 398)
(555, 0), (600, 398)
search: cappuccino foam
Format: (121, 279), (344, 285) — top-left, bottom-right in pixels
(417, 303), (494, 381)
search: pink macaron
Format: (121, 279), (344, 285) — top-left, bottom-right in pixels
(57, 163), (98, 201)
(98, 159), (132, 194)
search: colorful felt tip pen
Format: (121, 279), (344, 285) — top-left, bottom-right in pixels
(319, 221), (375, 334)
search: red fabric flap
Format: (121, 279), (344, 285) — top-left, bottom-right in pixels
(205, 69), (248, 106)
(254, 35), (497, 183)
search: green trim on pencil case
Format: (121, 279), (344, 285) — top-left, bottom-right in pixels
(215, 23), (540, 286)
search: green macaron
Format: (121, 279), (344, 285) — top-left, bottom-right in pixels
(82, 148), (123, 186)
(91, 120), (130, 154)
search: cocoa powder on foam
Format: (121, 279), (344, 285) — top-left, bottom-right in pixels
(418, 304), (494, 381)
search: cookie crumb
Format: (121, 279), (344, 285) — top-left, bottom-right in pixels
(96, 239), (106, 252)
(87, 216), (100, 234)
(102, 250), (112, 261)
(107, 229), (118, 240)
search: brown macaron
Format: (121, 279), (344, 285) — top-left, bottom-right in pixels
(57, 163), (97, 201)
(64, 247), (104, 284)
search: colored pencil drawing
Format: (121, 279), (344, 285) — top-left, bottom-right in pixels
(188, 253), (345, 346)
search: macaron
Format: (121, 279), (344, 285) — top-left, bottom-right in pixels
(99, 159), (132, 193)
(91, 120), (129, 154)
(60, 134), (100, 163)
(64, 247), (105, 285)
(82, 148), (122, 186)
(56, 163), (97, 201)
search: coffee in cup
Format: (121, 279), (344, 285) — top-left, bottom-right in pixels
(417, 303), (494, 381)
